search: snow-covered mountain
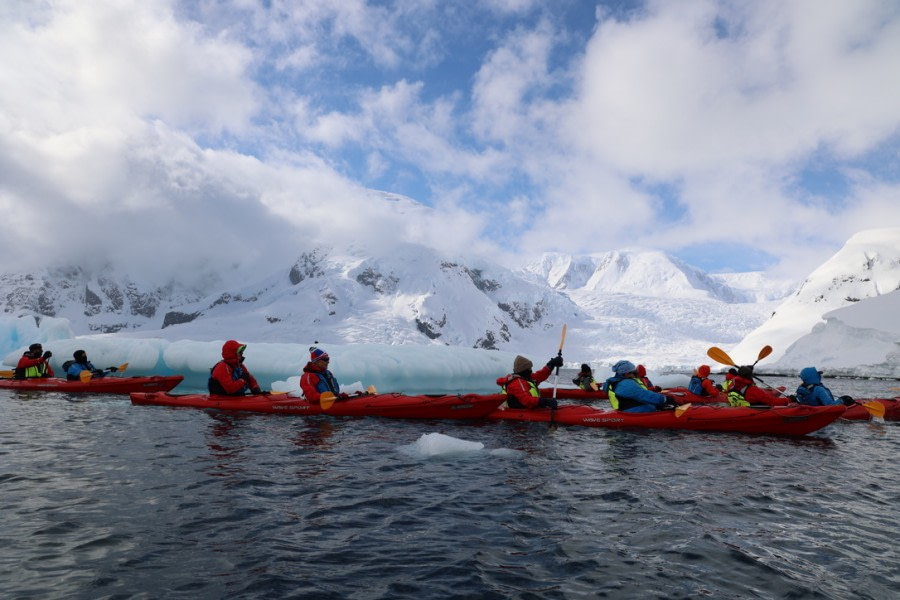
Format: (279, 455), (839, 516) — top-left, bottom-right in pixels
(526, 250), (749, 302)
(0, 244), (784, 371)
(731, 228), (900, 366)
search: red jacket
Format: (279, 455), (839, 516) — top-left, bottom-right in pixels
(731, 375), (789, 406)
(209, 340), (260, 395)
(496, 365), (552, 409)
(16, 354), (54, 378)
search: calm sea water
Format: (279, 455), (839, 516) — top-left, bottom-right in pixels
(1, 376), (898, 599)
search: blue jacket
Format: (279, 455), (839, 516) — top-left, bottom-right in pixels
(603, 376), (668, 413)
(66, 361), (105, 381)
(795, 367), (840, 406)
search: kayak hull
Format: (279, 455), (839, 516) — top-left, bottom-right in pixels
(0, 375), (184, 394)
(487, 403), (846, 436)
(130, 392), (506, 420)
(841, 397), (900, 421)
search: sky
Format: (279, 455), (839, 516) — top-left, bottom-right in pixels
(2, 0), (899, 283)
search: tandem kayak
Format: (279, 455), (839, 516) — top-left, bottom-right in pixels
(487, 403), (847, 436)
(130, 391), (507, 420)
(840, 397), (900, 421)
(0, 375), (184, 394)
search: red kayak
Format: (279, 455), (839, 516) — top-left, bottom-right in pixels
(487, 403), (846, 436)
(539, 387), (608, 401)
(130, 391), (507, 420)
(840, 397), (900, 421)
(662, 387), (725, 405)
(0, 375), (184, 394)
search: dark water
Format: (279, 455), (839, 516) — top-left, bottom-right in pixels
(1, 377), (898, 599)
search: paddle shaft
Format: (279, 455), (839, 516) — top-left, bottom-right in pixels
(553, 324), (567, 400)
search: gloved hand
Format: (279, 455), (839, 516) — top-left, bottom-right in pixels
(339, 393), (350, 399)
(540, 397), (558, 409)
(715, 384), (724, 391)
(107, 366), (118, 372)
(250, 387), (262, 394)
(42, 350), (52, 359)
(663, 396), (678, 408)
(547, 355), (564, 369)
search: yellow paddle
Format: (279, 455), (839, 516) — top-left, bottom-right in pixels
(0, 370), (13, 378)
(79, 362), (130, 383)
(859, 401), (886, 419)
(675, 403), (692, 417)
(319, 391), (337, 410)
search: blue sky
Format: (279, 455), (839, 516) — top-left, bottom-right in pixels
(1, 0), (899, 282)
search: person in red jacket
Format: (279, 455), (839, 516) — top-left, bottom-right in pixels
(208, 340), (262, 396)
(636, 364), (661, 392)
(496, 353), (564, 409)
(15, 343), (54, 379)
(688, 364), (721, 397)
(300, 346), (343, 403)
(726, 366), (788, 407)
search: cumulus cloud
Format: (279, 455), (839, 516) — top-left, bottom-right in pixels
(1, 0), (898, 287)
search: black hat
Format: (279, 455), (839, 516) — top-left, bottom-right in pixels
(580, 363), (591, 373)
(29, 343), (42, 352)
(737, 365), (754, 379)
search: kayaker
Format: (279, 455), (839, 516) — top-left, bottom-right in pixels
(497, 354), (564, 409)
(208, 340), (263, 396)
(64, 349), (118, 380)
(726, 365), (789, 407)
(636, 364), (662, 392)
(794, 367), (843, 406)
(688, 364), (720, 397)
(603, 360), (675, 413)
(15, 343), (54, 379)
(572, 363), (596, 390)
(300, 346), (343, 403)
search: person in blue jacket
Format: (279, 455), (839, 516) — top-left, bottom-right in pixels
(795, 367), (842, 406)
(603, 360), (676, 413)
(65, 349), (117, 380)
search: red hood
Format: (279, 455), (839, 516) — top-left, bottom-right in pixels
(221, 339), (245, 363)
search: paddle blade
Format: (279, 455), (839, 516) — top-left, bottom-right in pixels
(320, 392), (337, 410)
(558, 323), (568, 353)
(80, 370), (92, 383)
(754, 345), (773, 364)
(862, 401), (886, 419)
(675, 403), (692, 417)
(117, 362), (129, 374)
(367, 385), (378, 394)
(590, 381), (599, 391)
(707, 347), (737, 367)
(0, 370), (13, 378)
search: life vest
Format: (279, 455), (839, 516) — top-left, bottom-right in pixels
(796, 383), (835, 406)
(208, 361), (247, 395)
(572, 374), (595, 390)
(726, 381), (752, 407)
(607, 377), (648, 411)
(501, 374), (539, 408)
(15, 361), (51, 379)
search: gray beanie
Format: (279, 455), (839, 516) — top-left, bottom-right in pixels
(612, 360), (637, 376)
(513, 355), (533, 374)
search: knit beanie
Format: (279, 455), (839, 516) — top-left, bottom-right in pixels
(310, 346), (329, 362)
(612, 360), (637, 376)
(513, 355), (533, 374)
